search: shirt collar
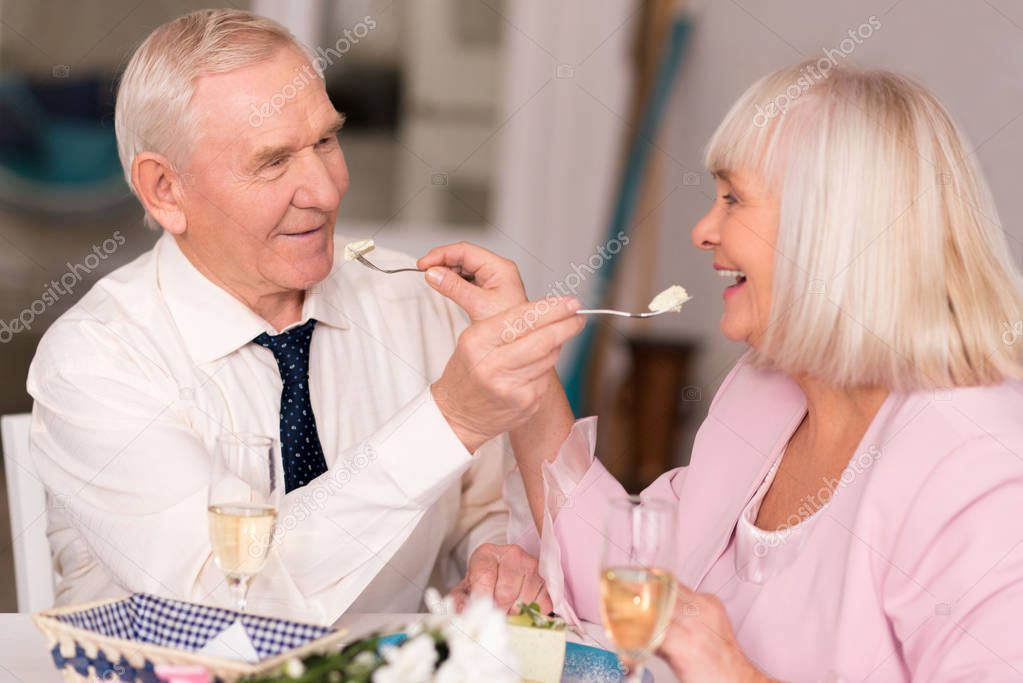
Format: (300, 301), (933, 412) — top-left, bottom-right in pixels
(156, 233), (349, 364)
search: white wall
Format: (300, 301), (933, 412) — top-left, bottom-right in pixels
(331, 0), (637, 305)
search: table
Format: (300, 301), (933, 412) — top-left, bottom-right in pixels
(0, 613), (678, 682)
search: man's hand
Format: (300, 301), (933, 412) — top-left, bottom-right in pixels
(423, 242), (580, 532)
(431, 295), (583, 452)
(449, 543), (553, 614)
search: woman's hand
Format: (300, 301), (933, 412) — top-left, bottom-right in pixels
(421, 241), (579, 534)
(657, 581), (774, 683)
(418, 241), (528, 321)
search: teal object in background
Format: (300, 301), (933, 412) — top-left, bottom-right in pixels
(562, 17), (692, 415)
(0, 74), (129, 214)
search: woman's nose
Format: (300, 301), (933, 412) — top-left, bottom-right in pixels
(691, 209), (719, 251)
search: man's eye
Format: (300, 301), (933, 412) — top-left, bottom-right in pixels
(267, 157), (287, 169)
(316, 136), (336, 147)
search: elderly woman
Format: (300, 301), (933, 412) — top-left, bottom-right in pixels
(421, 60), (1023, 681)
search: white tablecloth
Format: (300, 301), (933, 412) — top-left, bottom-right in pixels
(0, 612), (678, 682)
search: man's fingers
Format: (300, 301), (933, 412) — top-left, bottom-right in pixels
(460, 545), (549, 615)
(536, 589), (554, 615)
(493, 563), (527, 612)
(509, 349), (562, 383)
(467, 549), (500, 599)
(518, 573), (548, 609)
(490, 297), (581, 345)
(448, 578), (470, 613)
(499, 315), (585, 368)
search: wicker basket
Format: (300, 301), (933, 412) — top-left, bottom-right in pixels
(33, 594), (351, 683)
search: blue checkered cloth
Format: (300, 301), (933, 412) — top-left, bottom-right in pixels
(55, 593), (332, 660)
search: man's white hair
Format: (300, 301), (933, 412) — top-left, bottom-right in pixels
(115, 8), (311, 228)
(706, 59), (1023, 390)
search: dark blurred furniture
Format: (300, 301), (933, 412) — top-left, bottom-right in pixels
(607, 336), (700, 492)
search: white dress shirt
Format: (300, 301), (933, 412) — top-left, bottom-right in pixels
(27, 232), (511, 624)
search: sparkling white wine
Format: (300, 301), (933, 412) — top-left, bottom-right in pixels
(208, 503), (277, 579)
(599, 566), (677, 662)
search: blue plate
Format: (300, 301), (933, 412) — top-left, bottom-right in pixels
(378, 633), (653, 682)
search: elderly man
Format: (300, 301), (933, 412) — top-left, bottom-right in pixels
(26, 9), (583, 624)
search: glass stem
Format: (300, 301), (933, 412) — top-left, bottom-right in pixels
(625, 662), (646, 683)
(227, 575), (251, 612)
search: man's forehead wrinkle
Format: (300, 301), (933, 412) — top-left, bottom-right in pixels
(189, 69), (337, 174)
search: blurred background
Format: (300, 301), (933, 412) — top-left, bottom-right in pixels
(1, 0), (1022, 611)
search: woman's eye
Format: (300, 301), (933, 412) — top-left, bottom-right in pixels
(722, 193), (737, 205)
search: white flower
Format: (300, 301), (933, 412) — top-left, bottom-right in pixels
(422, 587), (456, 630)
(438, 594), (519, 683)
(424, 587), (455, 617)
(373, 633), (438, 683)
(353, 651), (378, 668)
(283, 658), (305, 678)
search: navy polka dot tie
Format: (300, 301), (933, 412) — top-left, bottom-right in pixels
(253, 318), (328, 493)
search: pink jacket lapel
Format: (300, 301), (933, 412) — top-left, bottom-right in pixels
(671, 360), (807, 587)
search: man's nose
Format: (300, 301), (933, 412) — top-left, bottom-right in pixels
(293, 151), (343, 212)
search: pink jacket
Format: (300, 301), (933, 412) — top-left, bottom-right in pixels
(505, 358), (1023, 681)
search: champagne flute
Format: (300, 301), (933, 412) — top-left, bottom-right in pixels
(599, 495), (678, 683)
(207, 433), (281, 611)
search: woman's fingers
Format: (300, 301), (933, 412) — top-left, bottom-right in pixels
(420, 241), (530, 319)
(671, 580), (704, 621)
(418, 242), (515, 291)
(424, 266), (494, 319)
(418, 241), (509, 275)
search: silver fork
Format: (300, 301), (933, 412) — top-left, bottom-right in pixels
(576, 306), (686, 318)
(354, 254), (476, 283)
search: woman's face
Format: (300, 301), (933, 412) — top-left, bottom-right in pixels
(691, 168), (780, 345)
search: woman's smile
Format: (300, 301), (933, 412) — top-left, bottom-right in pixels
(716, 265), (748, 299)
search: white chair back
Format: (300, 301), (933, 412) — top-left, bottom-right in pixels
(2, 413), (55, 612)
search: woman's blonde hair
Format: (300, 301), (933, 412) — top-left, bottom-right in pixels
(115, 9), (307, 227)
(705, 59), (1023, 391)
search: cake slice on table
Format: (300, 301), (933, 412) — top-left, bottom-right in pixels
(506, 603), (568, 683)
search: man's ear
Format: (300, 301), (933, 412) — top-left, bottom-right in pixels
(131, 152), (188, 235)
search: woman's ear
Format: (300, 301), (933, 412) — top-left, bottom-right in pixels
(131, 152), (187, 235)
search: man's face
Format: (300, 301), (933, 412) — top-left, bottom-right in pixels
(179, 45), (349, 297)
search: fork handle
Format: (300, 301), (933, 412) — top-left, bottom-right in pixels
(576, 309), (634, 317)
(576, 308), (664, 318)
(377, 265), (477, 283)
